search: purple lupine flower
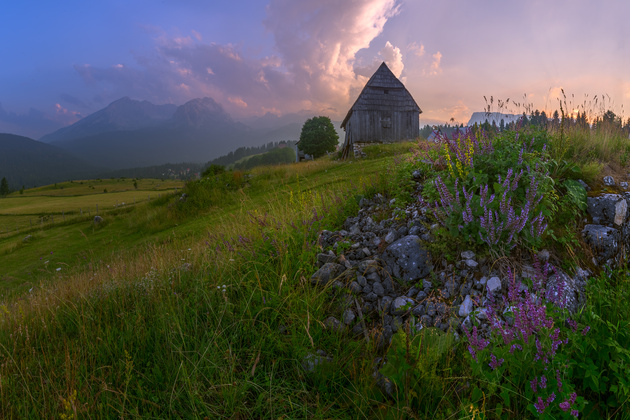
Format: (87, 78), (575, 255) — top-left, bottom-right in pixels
(559, 401), (570, 412)
(582, 326), (590, 336)
(540, 375), (547, 389)
(534, 396), (548, 414)
(530, 377), (538, 393)
(556, 369), (563, 392)
(488, 353), (504, 370)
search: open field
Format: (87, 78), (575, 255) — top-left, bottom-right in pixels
(0, 133), (628, 418)
(0, 178), (185, 240)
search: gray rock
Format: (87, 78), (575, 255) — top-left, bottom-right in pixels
(473, 308), (488, 320)
(487, 276), (502, 294)
(302, 350), (329, 372)
(310, 263), (345, 286)
(420, 315), (433, 327)
(366, 271), (381, 282)
(422, 279), (432, 290)
(384, 230), (398, 244)
(436, 302), (447, 315)
(577, 179), (591, 191)
(537, 249), (551, 262)
(22, 235), (32, 243)
(382, 235), (432, 283)
(362, 284), (372, 294)
(349, 281), (362, 294)
(94, 215), (104, 224)
(622, 182), (629, 190)
(358, 259), (379, 274)
(372, 282), (385, 296)
(357, 275), (367, 287)
(603, 176), (615, 186)
(582, 224), (620, 264)
(459, 295), (474, 317)
(352, 323), (365, 336)
(445, 279), (459, 296)
(416, 290), (427, 301)
(409, 225), (423, 236)
(426, 302), (436, 316)
(317, 252), (337, 266)
(546, 268), (587, 314)
(380, 296), (394, 313)
(391, 296), (415, 316)
(412, 304), (425, 316)
(343, 309), (356, 325)
(587, 194), (627, 226)
(324, 316), (343, 332)
(365, 292), (378, 302)
(461, 250), (475, 260)
(464, 259), (478, 269)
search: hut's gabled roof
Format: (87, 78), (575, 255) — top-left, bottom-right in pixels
(341, 62), (421, 129)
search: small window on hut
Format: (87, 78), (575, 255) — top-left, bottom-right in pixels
(381, 116), (391, 128)
(383, 89), (389, 94)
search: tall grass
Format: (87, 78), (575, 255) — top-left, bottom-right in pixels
(0, 157), (394, 418)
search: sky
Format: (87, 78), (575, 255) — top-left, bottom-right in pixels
(1, 0), (629, 139)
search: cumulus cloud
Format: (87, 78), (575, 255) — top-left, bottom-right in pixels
(427, 51), (442, 76)
(74, 0), (401, 119)
(408, 42), (425, 57)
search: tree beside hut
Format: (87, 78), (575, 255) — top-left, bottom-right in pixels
(340, 62), (421, 158)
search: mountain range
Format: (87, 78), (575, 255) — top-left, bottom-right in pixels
(37, 97), (309, 170)
(466, 112), (522, 127)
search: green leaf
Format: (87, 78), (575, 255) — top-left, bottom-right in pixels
(471, 386), (483, 402)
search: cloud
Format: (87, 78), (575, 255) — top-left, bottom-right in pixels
(0, 103), (67, 139)
(58, 93), (89, 109)
(427, 51), (442, 76)
(378, 41), (403, 77)
(408, 42), (425, 57)
(354, 40), (405, 81)
(73, 0), (401, 119)
(54, 103), (82, 126)
(420, 100), (470, 125)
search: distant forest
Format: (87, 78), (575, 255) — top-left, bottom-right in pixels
(208, 141), (296, 167)
(233, 147), (296, 170)
(421, 108), (630, 140)
(99, 163), (204, 181)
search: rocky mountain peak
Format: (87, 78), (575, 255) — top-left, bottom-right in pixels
(172, 97), (232, 127)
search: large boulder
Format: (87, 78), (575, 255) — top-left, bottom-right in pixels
(382, 235), (431, 283)
(587, 194), (628, 226)
(582, 224), (619, 265)
(545, 268), (587, 314)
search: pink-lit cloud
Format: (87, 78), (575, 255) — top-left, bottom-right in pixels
(73, 0), (403, 120)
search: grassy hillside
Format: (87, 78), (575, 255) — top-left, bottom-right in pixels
(0, 125), (629, 419)
(0, 133), (102, 189)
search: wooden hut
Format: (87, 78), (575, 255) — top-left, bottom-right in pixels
(341, 62), (421, 158)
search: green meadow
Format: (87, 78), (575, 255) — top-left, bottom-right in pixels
(0, 125), (629, 419)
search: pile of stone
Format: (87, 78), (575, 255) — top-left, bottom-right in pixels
(309, 192), (589, 354)
(582, 186), (630, 267)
